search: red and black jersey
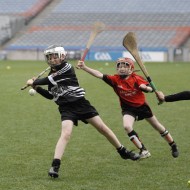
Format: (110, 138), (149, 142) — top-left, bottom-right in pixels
(102, 73), (149, 107)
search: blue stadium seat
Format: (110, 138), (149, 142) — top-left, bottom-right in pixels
(4, 0), (190, 51)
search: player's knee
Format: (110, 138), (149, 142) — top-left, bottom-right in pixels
(61, 130), (72, 141)
(124, 125), (133, 133)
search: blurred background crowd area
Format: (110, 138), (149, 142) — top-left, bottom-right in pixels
(0, 0), (190, 62)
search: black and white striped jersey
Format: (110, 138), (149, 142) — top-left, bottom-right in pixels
(34, 62), (85, 105)
(48, 62), (85, 104)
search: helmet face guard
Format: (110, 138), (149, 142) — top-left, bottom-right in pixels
(44, 45), (67, 68)
(116, 57), (135, 76)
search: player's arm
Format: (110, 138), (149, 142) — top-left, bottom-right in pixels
(27, 78), (53, 99)
(27, 77), (50, 86)
(157, 91), (190, 102)
(35, 86), (53, 100)
(77, 60), (103, 79)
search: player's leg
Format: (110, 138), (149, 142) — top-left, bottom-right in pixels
(123, 114), (151, 159)
(49, 120), (74, 178)
(146, 115), (179, 158)
(86, 115), (140, 161)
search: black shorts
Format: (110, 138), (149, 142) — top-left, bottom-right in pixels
(58, 97), (99, 126)
(121, 103), (153, 121)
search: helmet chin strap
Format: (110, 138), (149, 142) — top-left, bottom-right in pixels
(49, 58), (63, 67)
(120, 74), (128, 79)
(51, 60), (66, 71)
(119, 69), (133, 79)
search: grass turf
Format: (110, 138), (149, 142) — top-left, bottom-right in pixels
(0, 60), (190, 190)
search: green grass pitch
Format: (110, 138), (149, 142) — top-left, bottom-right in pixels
(0, 60), (190, 190)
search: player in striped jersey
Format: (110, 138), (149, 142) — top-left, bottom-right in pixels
(26, 45), (140, 178)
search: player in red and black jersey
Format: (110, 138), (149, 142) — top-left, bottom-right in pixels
(157, 91), (190, 102)
(26, 45), (140, 178)
(78, 57), (179, 160)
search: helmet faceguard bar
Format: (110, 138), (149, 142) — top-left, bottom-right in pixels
(116, 61), (130, 68)
(44, 45), (67, 64)
(45, 53), (59, 61)
(116, 57), (134, 70)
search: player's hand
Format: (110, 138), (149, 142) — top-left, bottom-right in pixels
(32, 77), (37, 81)
(77, 60), (85, 69)
(26, 78), (34, 86)
(156, 91), (165, 102)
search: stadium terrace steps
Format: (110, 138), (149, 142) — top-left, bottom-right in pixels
(0, 0), (53, 46)
(2, 0), (190, 51)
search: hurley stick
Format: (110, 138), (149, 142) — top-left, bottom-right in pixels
(21, 66), (50, 90)
(80, 21), (105, 62)
(123, 32), (162, 104)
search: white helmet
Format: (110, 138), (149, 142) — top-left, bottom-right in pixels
(44, 45), (67, 67)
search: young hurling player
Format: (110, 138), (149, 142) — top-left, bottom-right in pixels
(157, 91), (190, 102)
(77, 57), (179, 159)
(26, 45), (140, 178)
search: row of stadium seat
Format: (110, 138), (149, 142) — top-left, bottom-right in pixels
(7, 30), (177, 50)
(36, 13), (190, 27)
(1, 0), (190, 52)
(53, 0), (190, 14)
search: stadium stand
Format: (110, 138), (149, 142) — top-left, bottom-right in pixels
(0, 0), (52, 21)
(0, 0), (52, 46)
(1, 0), (190, 61)
(0, 16), (11, 44)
